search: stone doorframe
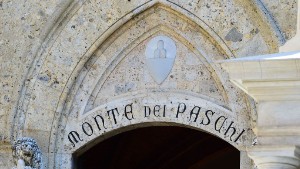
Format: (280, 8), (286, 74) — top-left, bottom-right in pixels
(10, 0), (292, 168)
(51, 2), (255, 166)
(64, 95), (254, 168)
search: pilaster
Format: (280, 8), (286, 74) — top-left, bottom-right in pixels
(248, 146), (300, 169)
(220, 51), (300, 169)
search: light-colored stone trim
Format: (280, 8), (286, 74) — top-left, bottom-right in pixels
(248, 146), (300, 169)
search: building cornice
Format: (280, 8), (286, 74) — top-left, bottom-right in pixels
(219, 51), (300, 101)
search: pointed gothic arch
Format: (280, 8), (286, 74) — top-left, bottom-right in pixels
(43, 3), (255, 168)
(11, 1), (289, 168)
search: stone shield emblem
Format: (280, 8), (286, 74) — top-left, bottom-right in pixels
(145, 36), (177, 84)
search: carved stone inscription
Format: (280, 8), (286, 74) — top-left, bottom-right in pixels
(67, 102), (246, 148)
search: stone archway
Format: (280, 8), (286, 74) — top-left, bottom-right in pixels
(10, 0), (286, 168)
(4, 0), (300, 168)
(64, 94), (249, 148)
(49, 3), (255, 168)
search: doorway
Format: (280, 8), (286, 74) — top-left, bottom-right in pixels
(75, 126), (239, 169)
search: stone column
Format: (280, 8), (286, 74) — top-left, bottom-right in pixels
(248, 146), (300, 169)
(220, 51), (300, 169)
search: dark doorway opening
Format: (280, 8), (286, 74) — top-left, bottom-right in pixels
(75, 126), (240, 169)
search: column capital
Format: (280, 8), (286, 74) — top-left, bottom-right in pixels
(219, 51), (300, 102)
(247, 146), (300, 169)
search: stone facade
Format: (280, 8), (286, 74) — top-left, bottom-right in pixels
(0, 0), (299, 168)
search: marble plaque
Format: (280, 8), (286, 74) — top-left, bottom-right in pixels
(145, 36), (177, 84)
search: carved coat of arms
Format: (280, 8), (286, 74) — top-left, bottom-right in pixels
(145, 36), (177, 84)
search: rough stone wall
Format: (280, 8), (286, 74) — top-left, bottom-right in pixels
(0, 0), (297, 168)
(261, 0), (297, 39)
(0, 1), (64, 168)
(0, 0), (64, 141)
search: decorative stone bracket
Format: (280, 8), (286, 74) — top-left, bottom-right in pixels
(12, 137), (42, 169)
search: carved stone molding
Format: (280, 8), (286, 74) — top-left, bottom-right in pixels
(248, 146), (300, 169)
(12, 137), (42, 169)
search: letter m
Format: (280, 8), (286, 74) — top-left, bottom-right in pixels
(68, 131), (83, 147)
